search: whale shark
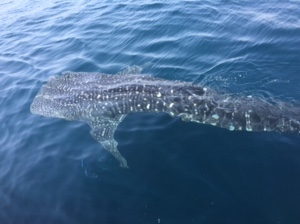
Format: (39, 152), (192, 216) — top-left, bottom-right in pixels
(30, 69), (300, 168)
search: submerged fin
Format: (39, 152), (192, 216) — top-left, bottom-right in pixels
(89, 115), (129, 168)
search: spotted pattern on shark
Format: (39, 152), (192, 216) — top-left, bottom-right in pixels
(31, 70), (300, 167)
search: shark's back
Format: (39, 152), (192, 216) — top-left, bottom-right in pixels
(35, 72), (207, 119)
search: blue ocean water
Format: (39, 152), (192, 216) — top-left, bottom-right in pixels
(1, 0), (300, 223)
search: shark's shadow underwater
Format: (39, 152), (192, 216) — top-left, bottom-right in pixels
(31, 69), (300, 168)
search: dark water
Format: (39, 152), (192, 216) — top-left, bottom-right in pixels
(1, 1), (300, 223)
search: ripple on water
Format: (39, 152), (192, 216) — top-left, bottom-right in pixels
(0, 0), (300, 223)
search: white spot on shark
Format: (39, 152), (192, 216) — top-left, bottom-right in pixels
(205, 103), (209, 110)
(212, 114), (219, 120)
(246, 126), (252, 131)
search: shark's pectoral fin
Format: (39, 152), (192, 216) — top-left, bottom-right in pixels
(89, 115), (129, 168)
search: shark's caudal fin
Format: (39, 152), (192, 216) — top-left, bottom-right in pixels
(88, 115), (128, 168)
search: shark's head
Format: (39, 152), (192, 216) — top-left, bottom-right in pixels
(30, 80), (80, 120)
(30, 95), (68, 119)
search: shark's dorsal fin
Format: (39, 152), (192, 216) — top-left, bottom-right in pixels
(88, 115), (128, 168)
(116, 65), (143, 75)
